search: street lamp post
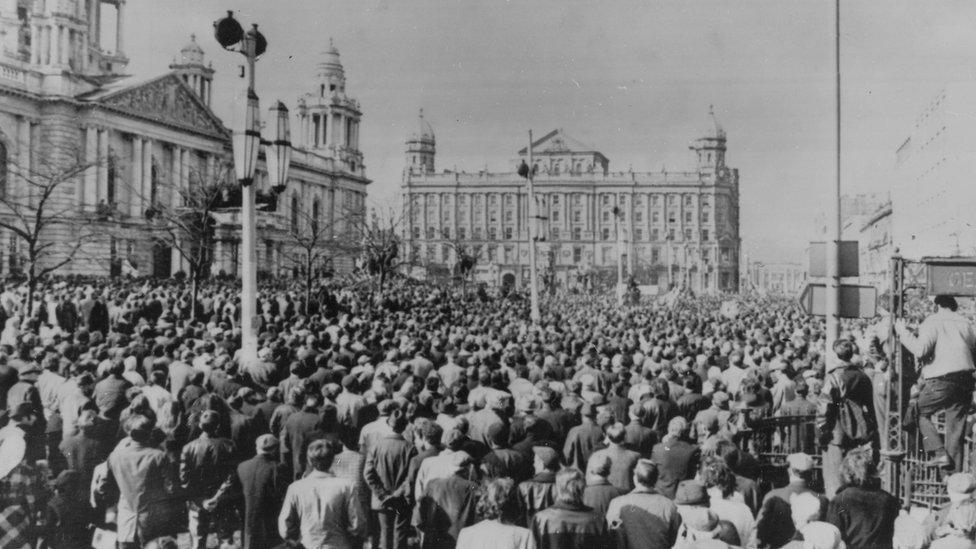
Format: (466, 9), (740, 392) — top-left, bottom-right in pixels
(214, 11), (291, 364)
(613, 205), (624, 306)
(518, 130), (540, 324)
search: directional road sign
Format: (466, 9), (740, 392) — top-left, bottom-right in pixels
(799, 283), (877, 319)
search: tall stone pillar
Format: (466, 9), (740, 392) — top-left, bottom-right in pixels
(81, 126), (97, 208)
(130, 137), (143, 216)
(96, 129), (108, 204)
(115, 1), (124, 55)
(141, 139), (152, 207)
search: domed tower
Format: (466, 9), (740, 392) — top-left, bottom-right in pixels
(405, 108), (435, 175)
(689, 105), (727, 172)
(296, 39), (363, 172)
(169, 35), (214, 107)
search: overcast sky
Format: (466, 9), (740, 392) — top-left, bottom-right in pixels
(123, 0), (976, 263)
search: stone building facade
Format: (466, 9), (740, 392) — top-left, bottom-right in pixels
(0, 1), (368, 278)
(401, 109), (741, 294)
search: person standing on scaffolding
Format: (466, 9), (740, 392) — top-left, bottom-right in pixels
(895, 295), (976, 471)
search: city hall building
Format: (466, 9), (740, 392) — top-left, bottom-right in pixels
(0, 1), (368, 278)
(401, 109), (741, 294)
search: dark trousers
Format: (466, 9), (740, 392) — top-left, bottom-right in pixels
(917, 373), (974, 471)
(377, 508), (411, 549)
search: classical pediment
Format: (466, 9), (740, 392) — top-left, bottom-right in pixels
(517, 129), (601, 156)
(87, 74), (227, 138)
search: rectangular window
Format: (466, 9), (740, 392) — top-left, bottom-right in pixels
(574, 194), (582, 205)
(635, 228), (643, 241)
(652, 211), (660, 223)
(602, 195), (610, 206)
(474, 227), (482, 239)
(573, 210), (581, 223)
(504, 227), (513, 240)
(702, 230), (709, 241)
(551, 228), (560, 240)
(458, 227), (466, 239)
(685, 211), (693, 223)
(573, 247), (582, 262)
(685, 228), (692, 240)
(668, 212), (676, 224)
(553, 195), (560, 205)
(505, 211), (513, 222)
(602, 211), (610, 223)
(651, 228), (659, 241)
(634, 211), (643, 223)
(489, 227), (497, 240)
(668, 228), (675, 240)
(573, 227), (582, 240)
(552, 210), (560, 222)
(651, 248), (660, 263)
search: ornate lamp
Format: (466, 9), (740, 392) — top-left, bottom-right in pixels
(266, 101), (292, 194)
(232, 87), (261, 185)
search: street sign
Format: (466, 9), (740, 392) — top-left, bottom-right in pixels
(799, 283), (877, 318)
(809, 241), (860, 278)
(924, 258), (976, 296)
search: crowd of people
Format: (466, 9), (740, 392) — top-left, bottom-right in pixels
(0, 275), (972, 549)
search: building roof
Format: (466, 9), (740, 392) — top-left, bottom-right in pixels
(77, 72), (228, 138)
(517, 129), (607, 161)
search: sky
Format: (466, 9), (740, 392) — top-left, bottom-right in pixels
(122, 0), (976, 263)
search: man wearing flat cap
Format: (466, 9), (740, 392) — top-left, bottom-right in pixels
(207, 434), (289, 549)
(754, 452), (827, 549)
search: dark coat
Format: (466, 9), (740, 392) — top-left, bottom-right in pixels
(623, 422), (657, 457)
(517, 471), (556, 526)
(88, 300), (110, 335)
(650, 437), (700, 500)
(280, 409), (326, 478)
(364, 433), (417, 510)
(214, 453), (288, 549)
(482, 447), (530, 483)
(589, 445), (641, 492)
(583, 481), (624, 519)
(755, 481), (827, 549)
(531, 502), (610, 549)
(827, 484), (900, 549)
(179, 434), (237, 501)
(93, 375), (132, 419)
(563, 420), (604, 471)
(413, 475), (479, 549)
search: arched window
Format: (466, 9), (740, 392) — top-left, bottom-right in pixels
(312, 198), (321, 234)
(0, 141), (7, 199)
(290, 194), (299, 233)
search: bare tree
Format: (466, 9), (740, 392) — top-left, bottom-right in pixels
(283, 206), (351, 312)
(446, 237), (479, 292)
(0, 141), (102, 319)
(139, 163), (240, 320)
(345, 206), (411, 294)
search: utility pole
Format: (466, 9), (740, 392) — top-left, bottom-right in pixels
(825, 0), (842, 358)
(526, 130), (540, 323)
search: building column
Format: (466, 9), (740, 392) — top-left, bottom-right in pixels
(115, 0), (124, 55)
(129, 137), (142, 216)
(39, 24), (48, 65)
(95, 129), (108, 204)
(142, 139), (152, 208)
(29, 23), (38, 64)
(170, 146), (181, 208)
(180, 148), (190, 199)
(60, 25), (69, 66)
(79, 126), (96, 209)
(206, 154), (215, 185)
(171, 241), (183, 276)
